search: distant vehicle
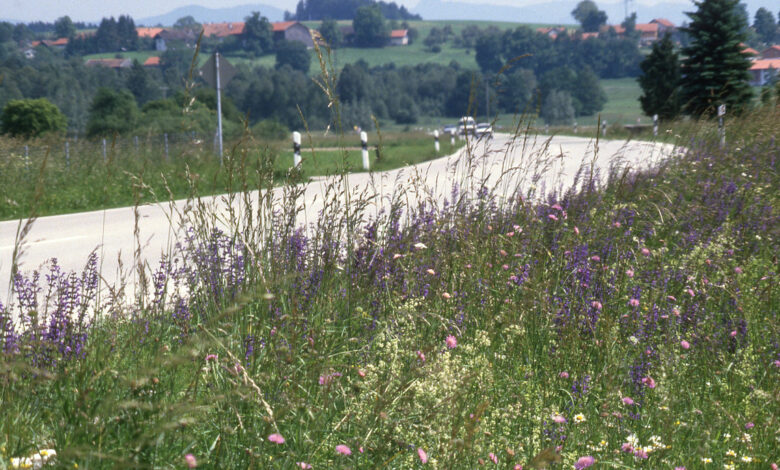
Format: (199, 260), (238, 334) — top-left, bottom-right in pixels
(476, 123), (493, 137)
(457, 116), (476, 135)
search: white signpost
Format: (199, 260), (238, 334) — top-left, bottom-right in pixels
(292, 131), (302, 168)
(434, 130), (440, 153)
(360, 131), (370, 170)
(718, 104), (726, 148)
(199, 53), (237, 166)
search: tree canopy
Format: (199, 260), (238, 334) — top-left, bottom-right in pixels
(276, 40), (311, 73)
(242, 12), (273, 56)
(680, 0), (754, 116)
(353, 5), (390, 48)
(638, 34), (681, 119)
(753, 8), (777, 44)
(571, 0), (608, 33)
(0, 98), (67, 138)
(86, 88), (140, 137)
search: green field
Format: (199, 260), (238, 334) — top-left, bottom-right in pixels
(229, 20), (563, 71)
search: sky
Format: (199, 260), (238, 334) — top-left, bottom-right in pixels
(0, 0), (770, 23)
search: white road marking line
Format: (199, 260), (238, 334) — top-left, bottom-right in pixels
(0, 235), (90, 251)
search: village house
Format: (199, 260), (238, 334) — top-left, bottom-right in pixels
(136, 27), (164, 39)
(389, 29), (409, 46)
(649, 18), (676, 36)
(202, 22), (245, 38)
(143, 56), (161, 67)
(761, 45), (780, 59)
(536, 27), (568, 39)
(153, 29), (198, 51)
(272, 21), (314, 48)
(31, 37), (69, 50)
(749, 59), (780, 86)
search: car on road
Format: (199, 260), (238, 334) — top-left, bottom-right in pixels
(476, 123), (493, 137)
(457, 116), (476, 136)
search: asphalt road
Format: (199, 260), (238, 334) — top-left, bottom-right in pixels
(0, 134), (679, 305)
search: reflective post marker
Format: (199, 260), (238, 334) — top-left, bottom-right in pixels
(293, 131), (302, 168)
(545, 123), (549, 134)
(602, 120), (607, 137)
(574, 122), (578, 134)
(102, 138), (107, 163)
(653, 114), (658, 137)
(361, 131), (369, 170)
(134, 135), (139, 152)
(450, 132), (455, 145)
(434, 130), (440, 153)
(65, 141), (70, 167)
(24, 145), (29, 172)
(718, 104), (726, 148)
(164, 133), (169, 161)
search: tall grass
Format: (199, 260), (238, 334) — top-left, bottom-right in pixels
(0, 59), (778, 468)
(0, 131), (461, 221)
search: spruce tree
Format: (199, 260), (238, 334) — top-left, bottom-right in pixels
(679, 0), (754, 117)
(638, 34), (681, 120)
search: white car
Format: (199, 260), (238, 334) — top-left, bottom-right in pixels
(457, 116), (476, 135)
(476, 123), (493, 137)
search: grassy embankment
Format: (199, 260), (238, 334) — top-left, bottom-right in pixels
(0, 96), (777, 469)
(0, 131), (461, 221)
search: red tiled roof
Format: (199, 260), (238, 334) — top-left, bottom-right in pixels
(143, 56), (161, 66)
(742, 47), (759, 56)
(272, 21), (298, 32)
(33, 38), (69, 47)
(137, 27), (164, 38)
(750, 59), (780, 70)
(202, 22), (245, 37)
(581, 32), (599, 39)
(390, 29), (408, 38)
(635, 23), (659, 33)
(651, 18), (675, 27)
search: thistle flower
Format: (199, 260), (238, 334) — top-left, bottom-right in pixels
(446, 335), (457, 349)
(574, 456), (595, 469)
(268, 433), (285, 444)
(335, 445), (351, 456)
(629, 298), (640, 307)
(552, 414), (567, 424)
(641, 377), (656, 388)
(622, 396), (634, 406)
(489, 452), (498, 464)
(442, 292), (451, 299)
(680, 340), (690, 350)
(417, 447), (428, 464)
(548, 214), (559, 221)
(297, 462), (312, 469)
(185, 454), (197, 468)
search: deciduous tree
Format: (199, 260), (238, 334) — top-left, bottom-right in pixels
(0, 98), (67, 138)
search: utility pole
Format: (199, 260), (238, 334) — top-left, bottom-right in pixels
(215, 52), (224, 165)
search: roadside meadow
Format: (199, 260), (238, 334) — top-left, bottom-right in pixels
(0, 100), (778, 469)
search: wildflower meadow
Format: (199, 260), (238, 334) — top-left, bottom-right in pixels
(1, 86), (778, 467)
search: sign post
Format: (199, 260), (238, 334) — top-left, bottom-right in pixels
(360, 131), (369, 170)
(718, 104), (726, 148)
(434, 130), (440, 153)
(574, 121), (577, 134)
(602, 120), (607, 137)
(653, 114), (658, 137)
(293, 131), (302, 168)
(199, 53), (237, 165)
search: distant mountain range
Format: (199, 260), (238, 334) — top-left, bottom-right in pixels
(411, 0), (778, 26)
(137, 4), (285, 26)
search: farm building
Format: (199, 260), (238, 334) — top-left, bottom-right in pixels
(273, 22), (314, 48)
(389, 29), (409, 46)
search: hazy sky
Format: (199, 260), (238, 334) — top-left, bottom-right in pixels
(0, 0), (768, 22)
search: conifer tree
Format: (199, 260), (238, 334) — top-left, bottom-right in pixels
(679, 0), (753, 116)
(638, 34), (681, 119)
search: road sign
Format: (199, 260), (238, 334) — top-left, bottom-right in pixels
(199, 54), (237, 88)
(718, 104), (726, 117)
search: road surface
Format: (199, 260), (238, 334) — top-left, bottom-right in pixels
(0, 134), (679, 305)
